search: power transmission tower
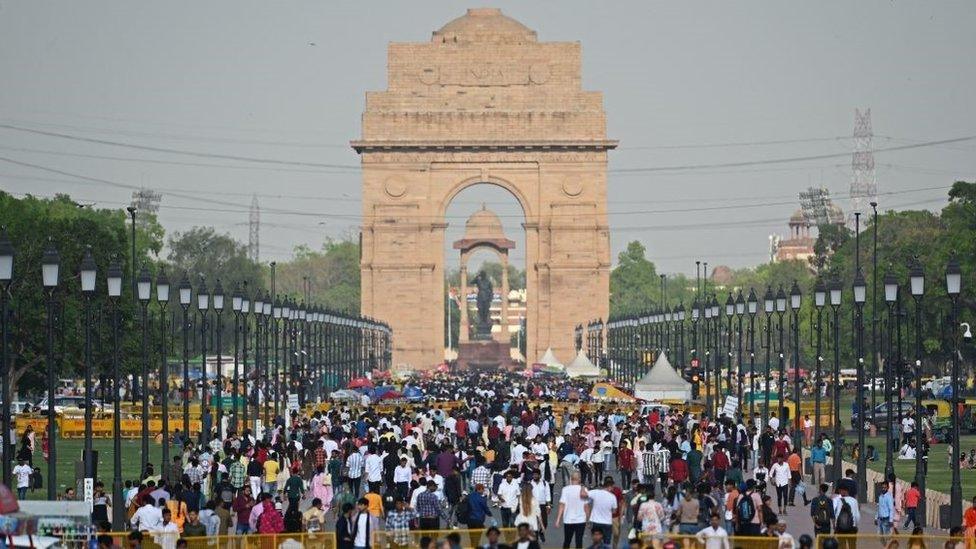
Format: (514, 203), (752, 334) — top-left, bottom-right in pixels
(849, 108), (877, 221)
(129, 188), (161, 228)
(248, 194), (260, 262)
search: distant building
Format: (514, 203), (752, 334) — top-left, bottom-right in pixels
(772, 203), (845, 265)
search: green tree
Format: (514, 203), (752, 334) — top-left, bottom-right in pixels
(0, 192), (163, 400)
(610, 241), (659, 317)
(275, 238), (360, 314)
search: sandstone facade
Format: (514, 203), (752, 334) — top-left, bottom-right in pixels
(352, 8), (614, 369)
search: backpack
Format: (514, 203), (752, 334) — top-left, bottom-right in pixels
(836, 499), (855, 532)
(737, 494), (756, 523)
(812, 496), (832, 526)
(455, 495), (471, 524)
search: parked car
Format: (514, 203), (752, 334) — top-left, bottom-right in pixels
(851, 401), (918, 430)
(33, 395), (102, 416)
(10, 401), (31, 416)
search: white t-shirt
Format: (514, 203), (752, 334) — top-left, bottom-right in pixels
(559, 485), (588, 524)
(353, 513), (369, 547)
(770, 462), (791, 487)
(13, 464), (32, 488)
(902, 417), (915, 434)
(587, 488), (617, 525)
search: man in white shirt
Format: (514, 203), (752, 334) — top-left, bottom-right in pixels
(511, 441), (528, 467)
(902, 415), (916, 444)
(151, 508), (180, 549)
(363, 448), (384, 493)
(587, 477), (618, 542)
(769, 455), (792, 515)
(555, 471), (590, 548)
(696, 514), (731, 549)
(530, 469), (551, 532)
(12, 459), (32, 499)
(832, 487), (861, 534)
(392, 457), (412, 500)
(131, 496), (163, 532)
(497, 471), (521, 527)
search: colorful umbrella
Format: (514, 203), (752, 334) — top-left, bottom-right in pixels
(347, 377), (374, 389)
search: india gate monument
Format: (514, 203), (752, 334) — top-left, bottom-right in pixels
(352, 8), (614, 369)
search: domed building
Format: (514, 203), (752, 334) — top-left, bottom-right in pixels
(433, 8), (537, 44)
(772, 202), (846, 265)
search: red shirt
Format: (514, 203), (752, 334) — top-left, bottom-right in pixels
(670, 458), (688, 483)
(712, 450), (730, 471)
(455, 418), (468, 439)
(905, 487), (921, 508)
(610, 486), (624, 518)
(617, 447), (635, 471)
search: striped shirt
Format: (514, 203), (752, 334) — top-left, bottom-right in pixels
(346, 452), (364, 479)
(644, 450), (671, 477)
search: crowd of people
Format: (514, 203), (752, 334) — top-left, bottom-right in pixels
(12, 370), (974, 549)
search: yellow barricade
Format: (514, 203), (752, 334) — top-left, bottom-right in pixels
(817, 533), (955, 549)
(110, 532), (336, 549)
(641, 534), (781, 549)
(373, 528), (517, 549)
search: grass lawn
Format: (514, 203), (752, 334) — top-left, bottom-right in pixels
(23, 438), (163, 500)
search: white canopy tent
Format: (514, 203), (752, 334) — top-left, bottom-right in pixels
(565, 350), (601, 379)
(535, 347), (564, 369)
(634, 352), (692, 401)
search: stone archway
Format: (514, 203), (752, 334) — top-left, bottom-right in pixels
(352, 8), (615, 369)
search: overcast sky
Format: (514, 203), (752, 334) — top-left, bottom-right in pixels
(1, 1), (974, 275)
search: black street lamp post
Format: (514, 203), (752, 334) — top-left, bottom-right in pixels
(136, 265), (152, 476)
(79, 247), (96, 481)
(272, 299), (282, 421)
(829, 276), (843, 482)
(789, 281), (802, 455)
(704, 301), (713, 414)
(909, 257), (926, 526)
(106, 259), (123, 528)
(813, 279), (826, 442)
(41, 242), (60, 500)
(197, 279), (210, 444)
(853, 267), (868, 502)
(725, 294), (735, 408)
(735, 291), (745, 410)
(775, 285), (787, 427)
(178, 273), (192, 439)
(232, 284), (243, 434)
(762, 286), (774, 428)
(946, 255), (962, 524)
(0, 229), (12, 488)
(155, 271), (170, 480)
(883, 269), (898, 477)
(747, 289), (758, 425)
(212, 281), (224, 440)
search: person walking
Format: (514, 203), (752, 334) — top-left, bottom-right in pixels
(555, 471), (589, 549)
(696, 513), (731, 549)
(769, 455), (791, 515)
(809, 483), (834, 535)
(586, 477), (617, 542)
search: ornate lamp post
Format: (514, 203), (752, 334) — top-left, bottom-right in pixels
(775, 285), (787, 425)
(829, 276), (843, 482)
(136, 264), (152, 475)
(79, 247), (96, 482)
(178, 273), (192, 439)
(240, 289), (252, 436)
(883, 269), (899, 477)
(155, 270), (171, 479)
(196, 278), (210, 444)
(212, 280), (224, 440)
(813, 278), (826, 442)
(231, 284), (243, 433)
(762, 286), (774, 428)
(0, 229), (12, 487)
(853, 268), (868, 502)
(272, 299), (282, 420)
(735, 291), (745, 410)
(789, 281), (802, 456)
(946, 255), (962, 524)
(908, 257), (926, 526)
(106, 259), (123, 527)
(725, 293), (735, 407)
(41, 242), (60, 500)
(703, 301), (713, 414)
(747, 289), (758, 424)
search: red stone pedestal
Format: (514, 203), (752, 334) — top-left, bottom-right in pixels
(457, 340), (517, 371)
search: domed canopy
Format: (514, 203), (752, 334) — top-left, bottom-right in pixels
(828, 202), (846, 225)
(433, 8), (537, 44)
(454, 204), (515, 251)
(789, 209), (808, 226)
(464, 204), (505, 240)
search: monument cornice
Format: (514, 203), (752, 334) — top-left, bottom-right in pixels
(351, 139), (617, 153)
